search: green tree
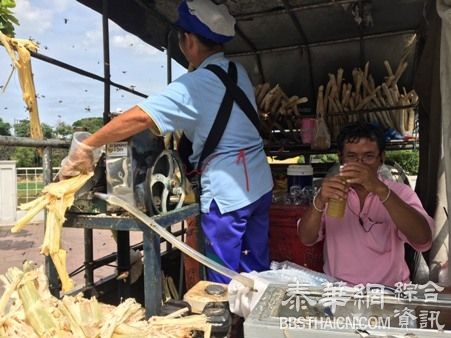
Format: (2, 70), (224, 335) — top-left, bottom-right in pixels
(385, 150), (419, 175)
(54, 121), (73, 139)
(42, 124), (53, 138)
(52, 148), (68, 168)
(14, 119), (53, 138)
(0, 0), (18, 37)
(0, 118), (13, 160)
(72, 117), (103, 134)
(13, 119), (29, 137)
(12, 147), (37, 166)
(0, 117), (11, 135)
(0, 146), (13, 160)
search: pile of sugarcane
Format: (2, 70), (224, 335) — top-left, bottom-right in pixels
(0, 261), (211, 338)
(254, 83), (308, 142)
(317, 60), (418, 140)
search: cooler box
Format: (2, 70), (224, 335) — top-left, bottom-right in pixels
(268, 203), (324, 272)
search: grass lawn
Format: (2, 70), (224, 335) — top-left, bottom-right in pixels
(17, 181), (44, 204)
(17, 181), (44, 191)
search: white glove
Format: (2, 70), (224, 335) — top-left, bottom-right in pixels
(59, 132), (102, 179)
(228, 271), (270, 319)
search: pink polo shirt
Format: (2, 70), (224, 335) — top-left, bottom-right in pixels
(315, 179), (434, 286)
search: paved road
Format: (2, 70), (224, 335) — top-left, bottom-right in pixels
(0, 220), (143, 295)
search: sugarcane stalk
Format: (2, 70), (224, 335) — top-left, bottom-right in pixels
(12, 197), (49, 233)
(392, 61), (408, 85)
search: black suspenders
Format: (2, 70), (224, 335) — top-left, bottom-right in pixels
(197, 62), (262, 170)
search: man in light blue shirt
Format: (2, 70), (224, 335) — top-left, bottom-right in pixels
(60, 0), (273, 283)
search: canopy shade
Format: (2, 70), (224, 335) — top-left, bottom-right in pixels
(75, 0), (428, 110)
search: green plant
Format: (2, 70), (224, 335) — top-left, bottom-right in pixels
(309, 153), (339, 163)
(0, 0), (18, 36)
(14, 119), (54, 138)
(0, 117), (11, 135)
(296, 150), (418, 175)
(72, 117), (103, 134)
(12, 147), (38, 167)
(52, 148), (68, 167)
(385, 150), (419, 175)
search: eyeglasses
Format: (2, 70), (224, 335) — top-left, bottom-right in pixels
(359, 216), (384, 232)
(343, 152), (380, 164)
(347, 199), (383, 232)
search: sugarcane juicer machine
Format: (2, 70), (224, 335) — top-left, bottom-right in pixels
(71, 130), (187, 215)
(63, 129), (196, 317)
(63, 129), (253, 320)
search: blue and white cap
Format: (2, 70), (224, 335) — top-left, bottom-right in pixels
(175, 0), (236, 43)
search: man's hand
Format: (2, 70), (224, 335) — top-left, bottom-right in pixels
(340, 162), (386, 194)
(317, 175), (349, 209)
(58, 132), (100, 180)
(59, 142), (96, 179)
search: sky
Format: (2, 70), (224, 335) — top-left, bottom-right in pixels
(0, 0), (186, 129)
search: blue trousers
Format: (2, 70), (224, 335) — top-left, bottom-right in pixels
(200, 191), (272, 283)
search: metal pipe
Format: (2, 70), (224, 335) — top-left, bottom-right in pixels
(102, 0), (111, 124)
(281, 0), (316, 104)
(42, 147), (52, 184)
(358, 0), (366, 68)
(325, 103), (418, 116)
(30, 52), (147, 98)
(227, 30), (417, 58)
(83, 228), (94, 296)
(0, 135), (70, 148)
(143, 226), (161, 317)
(43, 147), (59, 296)
(116, 231), (131, 299)
(70, 228), (186, 278)
(411, 34), (420, 84)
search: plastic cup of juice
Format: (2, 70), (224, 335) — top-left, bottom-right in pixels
(326, 176), (348, 218)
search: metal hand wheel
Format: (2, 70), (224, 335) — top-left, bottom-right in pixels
(146, 150), (186, 214)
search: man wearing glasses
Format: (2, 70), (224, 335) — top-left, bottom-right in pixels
(298, 122), (434, 286)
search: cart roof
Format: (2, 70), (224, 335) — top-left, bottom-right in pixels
(76, 0), (428, 110)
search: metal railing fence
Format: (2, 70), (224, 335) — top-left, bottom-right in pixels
(16, 167), (61, 205)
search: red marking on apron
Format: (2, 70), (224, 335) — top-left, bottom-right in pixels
(236, 149), (250, 192)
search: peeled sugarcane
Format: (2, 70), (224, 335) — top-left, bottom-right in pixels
(375, 87), (395, 128)
(326, 73), (340, 138)
(0, 32), (43, 141)
(99, 298), (145, 338)
(261, 84), (280, 113)
(392, 62), (408, 86)
(4, 262), (60, 337)
(0, 263), (212, 338)
(384, 60), (394, 81)
(406, 90), (418, 134)
(256, 82), (271, 105)
(254, 82), (308, 140)
(11, 174), (93, 293)
(319, 59), (418, 137)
